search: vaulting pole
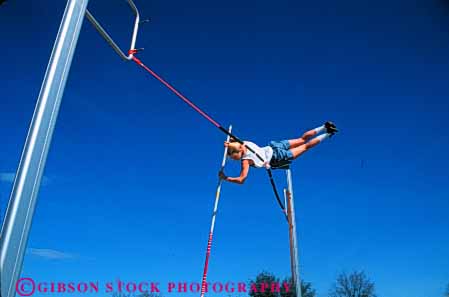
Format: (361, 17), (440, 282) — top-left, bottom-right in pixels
(0, 1), (89, 296)
(200, 125), (232, 297)
(285, 169), (302, 297)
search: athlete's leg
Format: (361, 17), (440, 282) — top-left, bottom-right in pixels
(288, 125), (326, 148)
(290, 133), (329, 159)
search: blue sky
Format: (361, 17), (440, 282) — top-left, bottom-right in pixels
(1, 0), (449, 296)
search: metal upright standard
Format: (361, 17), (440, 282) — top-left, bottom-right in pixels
(0, 1), (141, 297)
(285, 169), (302, 297)
(200, 125), (232, 297)
(0, 1), (89, 296)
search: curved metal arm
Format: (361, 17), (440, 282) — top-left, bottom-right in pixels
(85, 0), (140, 61)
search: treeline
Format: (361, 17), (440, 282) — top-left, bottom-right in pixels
(248, 271), (449, 297)
(249, 270), (374, 297)
(110, 275), (449, 297)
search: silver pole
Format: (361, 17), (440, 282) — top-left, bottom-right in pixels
(0, 1), (89, 296)
(286, 169), (302, 297)
(200, 125), (232, 297)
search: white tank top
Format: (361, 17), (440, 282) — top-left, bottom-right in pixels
(242, 141), (273, 168)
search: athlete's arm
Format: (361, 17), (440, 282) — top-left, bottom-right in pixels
(220, 160), (250, 184)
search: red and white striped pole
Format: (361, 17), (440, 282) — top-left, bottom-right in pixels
(200, 125), (232, 297)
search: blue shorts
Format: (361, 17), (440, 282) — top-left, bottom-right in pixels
(269, 140), (294, 169)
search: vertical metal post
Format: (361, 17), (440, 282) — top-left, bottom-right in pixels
(0, 1), (89, 296)
(200, 125), (232, 297)
(286, 169), (302, 297)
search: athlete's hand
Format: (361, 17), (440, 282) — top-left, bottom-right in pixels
(224, 141), (229, 148)
(264, 162), (271, 169)
(219, 171), (227, 180)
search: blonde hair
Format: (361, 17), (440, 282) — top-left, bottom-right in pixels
(227, 142), (242, 156)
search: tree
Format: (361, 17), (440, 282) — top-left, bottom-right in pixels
(249, 271), (280, 297)
(249, 272), (316, 297)
(301, 281), (317, 297)
(280, 277), (316, 297)
(329, 271), (376, 297)
(445, 283), (449, 297)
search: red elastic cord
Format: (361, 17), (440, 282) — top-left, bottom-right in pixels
(130, 56), (222, 128)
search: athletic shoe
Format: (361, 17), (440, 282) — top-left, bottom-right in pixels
(325, 121), (338, 135)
